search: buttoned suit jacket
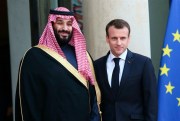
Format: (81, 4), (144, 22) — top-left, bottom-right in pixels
(94, 50), (157, 121)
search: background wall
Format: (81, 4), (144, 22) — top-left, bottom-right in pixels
(148, 0), (169, 76)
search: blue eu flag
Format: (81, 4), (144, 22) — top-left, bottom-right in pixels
(158, 0), (180, 121)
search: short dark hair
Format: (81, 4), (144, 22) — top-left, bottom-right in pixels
(106, 19), (130, 37)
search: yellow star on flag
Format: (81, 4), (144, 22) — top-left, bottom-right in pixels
(172, 29), (180, 42)
(162, 44), (172, 57)
(160, 64), (170, 76)
(177, 98), (180, 106)
(165, 82), (175, 94)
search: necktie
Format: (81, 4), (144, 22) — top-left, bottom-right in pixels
(111, 58), (120, 96)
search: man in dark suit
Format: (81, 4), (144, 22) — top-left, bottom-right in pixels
(94, 19), (157, 121)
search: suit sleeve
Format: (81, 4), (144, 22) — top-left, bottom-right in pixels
(142, 58), (158, 121)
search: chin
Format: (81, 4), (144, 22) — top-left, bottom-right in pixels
(116, 52), (123, 56)
(60, 36), (67, 39)
(59, 37), (67, 40)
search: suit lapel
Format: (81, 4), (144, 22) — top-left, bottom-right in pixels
(103, 52), (112, 91)
(118, 50), (134, 95)
(99, 52), (115, 99)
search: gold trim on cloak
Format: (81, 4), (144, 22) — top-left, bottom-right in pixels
(18, 54), (25, 121)
(86, 52), (102, 117)
(35, 45), (88, 88)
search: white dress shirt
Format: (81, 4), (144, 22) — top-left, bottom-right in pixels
(106, 49), (127, 87)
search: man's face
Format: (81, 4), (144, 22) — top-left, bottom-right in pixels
(53, 17), (73, 44)
(106, 26), (130, 57)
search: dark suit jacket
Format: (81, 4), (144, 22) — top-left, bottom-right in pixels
(94, 50), (157, 121)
